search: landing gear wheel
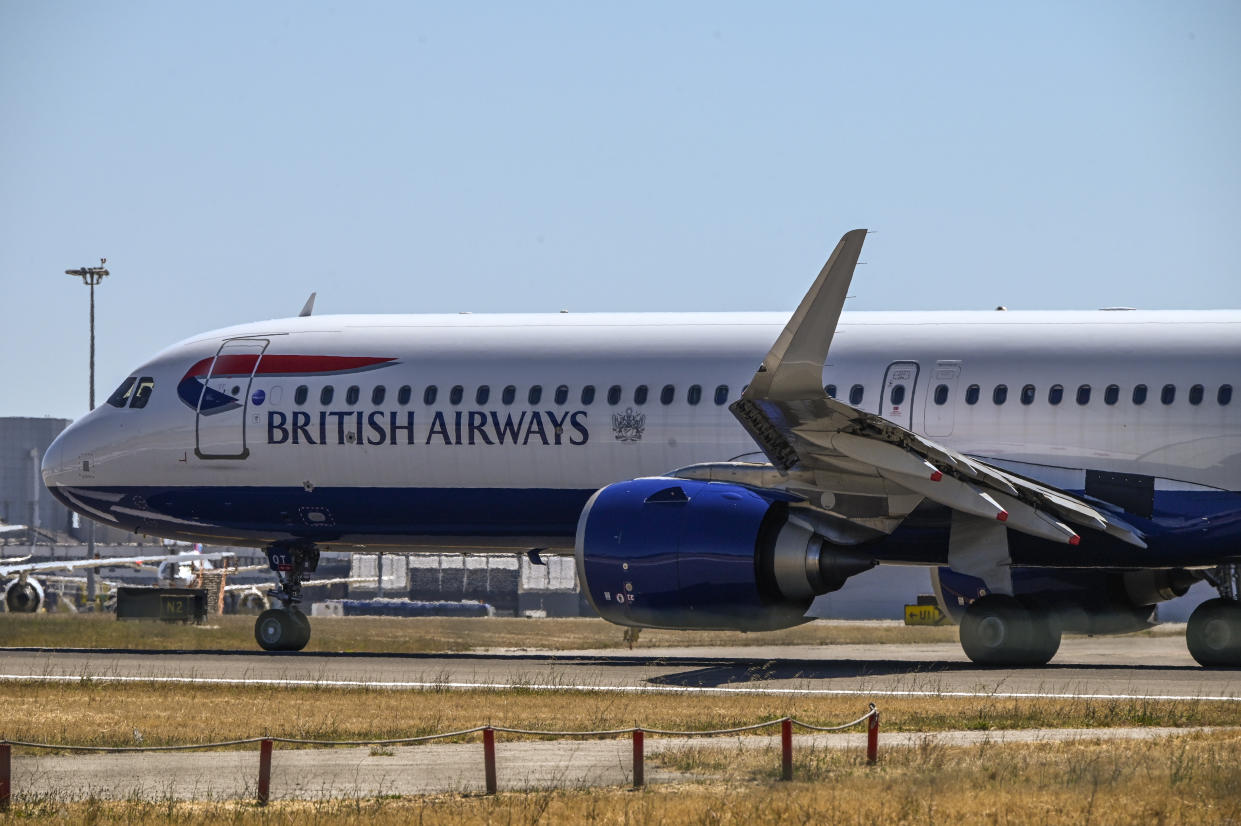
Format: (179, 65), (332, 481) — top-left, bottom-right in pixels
(288, 609), (311, 650)
(960, 595), (1059, 667)
(255, 608), (311, 652)
(1187, 598), (1241, 667)
(1023, 607), (1062, 665)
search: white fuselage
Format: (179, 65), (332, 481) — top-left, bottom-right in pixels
(42, 309), (1241, 557)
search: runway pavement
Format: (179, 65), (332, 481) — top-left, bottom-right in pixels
(0, 633), (1237, 701)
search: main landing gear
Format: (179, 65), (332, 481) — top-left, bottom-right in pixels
(959, 594), (1062, 667)
(255, 543), (319, 652)
(1187, 564), (1241, 668)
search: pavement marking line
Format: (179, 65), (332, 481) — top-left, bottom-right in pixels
(0, 673), (1236, 702)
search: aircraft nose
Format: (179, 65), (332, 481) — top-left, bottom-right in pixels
(41, 426), (67, 489)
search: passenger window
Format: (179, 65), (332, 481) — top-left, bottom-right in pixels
(714, 385), (729, 405)
(965, 384), (980, 405)
(1104, 385), (1119, 406)
(825, 384), (837, 399)
(320, 386), (334, 405)
(476, 385), (490, 405)
(448, 385), (463, 405)
(993, 385), (1008, 405)
(608, 385), (622, 405)
(294, 385), (309, 406)
(1020, 384), (1036, 406)
(1220, 385), (1233, 406)
(129, 377), (156, 409)
(1189, 384), (1204, 405)
(1076, 385), (1091, 405)
(890, 385), (906, 406)
(849, 384), (864, 405)
(346, 385), (360, 405)
(528, 385), (542, 405)
(1048, 385), (1063, 406)
(555, 385), (569, 405)
(933, 384), (949, 405)
(1161, 384), (1176, 405)
(687, 385), (702, 405)
(660, 385), (675, 405)
(1132, 384), (1147, 405)
(372, 386), (386, 406)
(424, 386), (438, 405)
(581, 385), (595, 405)
(634, 385), (648, 405)
(397, 385), (411, 405)
(502, 385), (516, 405)
(106, 377), (137, 408)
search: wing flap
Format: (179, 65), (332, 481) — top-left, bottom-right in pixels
(728, 228), (1147, 551)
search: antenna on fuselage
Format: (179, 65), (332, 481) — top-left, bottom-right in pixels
(299, 292), (317, 317)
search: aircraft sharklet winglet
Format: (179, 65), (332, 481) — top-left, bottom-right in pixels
(299, 292), (317, 318)
(741, 228), (867, 402)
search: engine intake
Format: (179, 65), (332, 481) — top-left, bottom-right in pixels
(575, 478), (874, 631)
(4, 577), (44, 613)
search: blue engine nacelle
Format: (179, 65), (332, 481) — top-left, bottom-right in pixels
(575, 478), (875, 631)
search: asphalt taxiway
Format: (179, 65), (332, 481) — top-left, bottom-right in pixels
(0, 633), (1237, 701)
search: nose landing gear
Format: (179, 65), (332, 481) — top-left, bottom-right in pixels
(255, 543), (319, 652)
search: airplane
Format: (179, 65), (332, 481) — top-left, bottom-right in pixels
(0, 547), (238, 613)
(0, 523), (30, 539)
(40, 230), (1241, 664)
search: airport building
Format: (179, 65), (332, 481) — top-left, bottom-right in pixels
(0, 417), (72, 538)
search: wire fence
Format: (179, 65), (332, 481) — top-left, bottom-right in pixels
(0, 703), (879, 806)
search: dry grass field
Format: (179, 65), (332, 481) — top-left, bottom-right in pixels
(1, 614), (1227, 823)
(1, 681), (1237, 749)
(4, 732), (1238, 824)
(0, 612), (968, 652)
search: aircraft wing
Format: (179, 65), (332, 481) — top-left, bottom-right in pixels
(726, 229), (1147, 550)
(0, 551), (238, 578)
(223, 576), (370, 593)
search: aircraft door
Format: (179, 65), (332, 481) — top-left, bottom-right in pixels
(880, 361), (919, 430)
(923, 361), (961, 437)
(194, 337), (269, 460)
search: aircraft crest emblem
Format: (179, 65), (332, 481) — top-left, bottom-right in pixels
(611, 407), (646, 442)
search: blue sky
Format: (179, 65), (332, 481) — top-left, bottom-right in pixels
(2, 1), (1238, 420)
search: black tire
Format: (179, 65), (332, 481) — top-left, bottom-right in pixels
(1024, 608), (1062, 665)
(1187, 598), (1241, 668)
(960, 594), (1058, 666)
(288, 608), (311, 651)
(255, 608), (309, 652)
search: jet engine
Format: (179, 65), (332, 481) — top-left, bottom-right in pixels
(575, 478), (875, 631)
(4, 576), (44, 613)
(932, 566), (1200, 635)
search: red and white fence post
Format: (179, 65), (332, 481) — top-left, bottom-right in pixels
(482, 727), (498, 795)
(256, 738), (273, 805)
(866, 706), (879, 765)
(632, 728), (645, 789)
(0, 742), (10, 812)
(780, 718), (793, 781)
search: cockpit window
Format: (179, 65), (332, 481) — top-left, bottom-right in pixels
(129, 377), (156, 409)
(106, 377), (137, 408)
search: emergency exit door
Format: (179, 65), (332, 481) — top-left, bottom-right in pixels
(880, 361), (920, 430)
(194, 337), (269, 460)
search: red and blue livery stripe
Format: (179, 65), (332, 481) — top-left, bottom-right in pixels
(178, 355), (396, 414)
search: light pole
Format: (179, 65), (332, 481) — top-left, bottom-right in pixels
(66, 260), (109, 606)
